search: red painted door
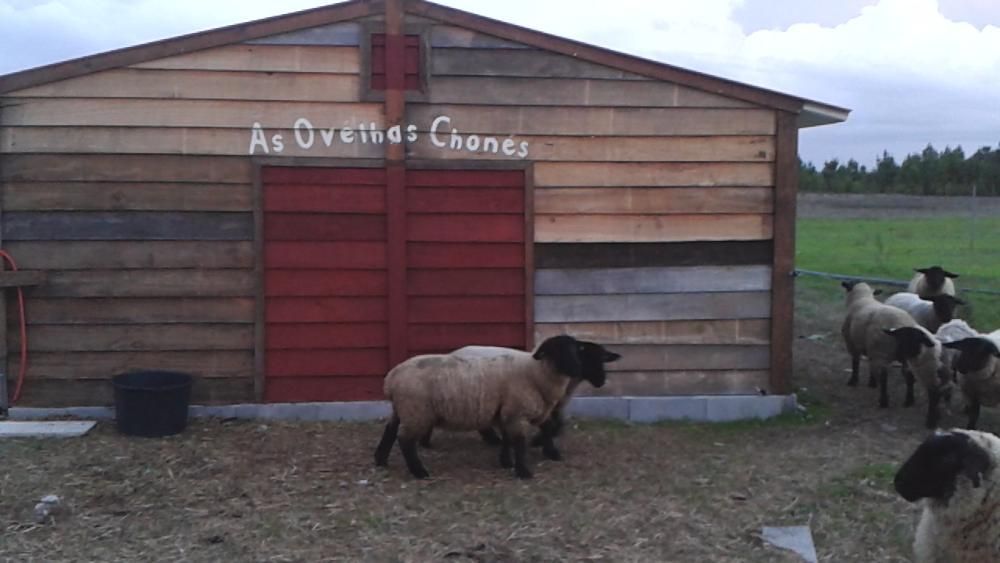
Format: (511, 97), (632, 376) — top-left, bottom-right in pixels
(262, 166), (526, 403)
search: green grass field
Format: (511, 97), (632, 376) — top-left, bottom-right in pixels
(795, 216), (1000, 329)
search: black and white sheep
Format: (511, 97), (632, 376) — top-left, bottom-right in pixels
(908, 266), (959, 298)
(840, 281), (948, 427)
(885, 292), (965, 333)
(373, 335), (618, 479)
(943, 332), (1000, 429)
(894, 428), (1000, 562)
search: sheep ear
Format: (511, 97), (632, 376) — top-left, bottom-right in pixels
(945, 271), (959, 278)
(873, 288), (884, 296)
(841, 280), (854, 291)
(915, 268), (929, 274)
(602, 350), (622, 363)
(954, 297), (966, 306)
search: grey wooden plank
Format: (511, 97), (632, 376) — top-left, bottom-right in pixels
(2, 211), (253, 241)
(534, 291), (771, 322)
(604, 344), (771, 371)
(431, 48), (649, 80)
(535, 265), (772, 295)
(430, 25), (530, 49)
(245, 23), (361, 46)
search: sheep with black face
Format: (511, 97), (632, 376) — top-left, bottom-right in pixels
(894, 429), (1000, 562)
(943, 333), (1000, 430)
(886, 292), (965, 333)
(908, 266), (959, 299)
(373, 335), (619, 479)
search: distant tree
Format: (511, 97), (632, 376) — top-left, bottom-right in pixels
(873, 151), (898, 192)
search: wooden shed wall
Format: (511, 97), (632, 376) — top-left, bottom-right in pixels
(0, 16), (780, 405)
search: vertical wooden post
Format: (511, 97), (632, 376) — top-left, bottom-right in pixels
(769, 111), (799, 395)
(384, 0), (408, 366)
(0, 148), (7, 416)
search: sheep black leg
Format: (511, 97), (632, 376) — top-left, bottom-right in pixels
(903, 369), (916, 407)
(419, 428), (433, 449)
(479, 428), (503, 445)
(532, 417), (562, 461)
(511, 434), (532, 480)
(967, 399), (982, 430)
(867, 361), (877, 388)
(374, 415), (400, 467)
(398, 436), (430, 479)
(925, 387), (941, 429)
(497, 426), (513, 468)
(878, 368), (889, 408)
(847, 356), (860, 386)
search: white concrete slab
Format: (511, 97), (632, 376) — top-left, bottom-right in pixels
(0, 420), (97, 438)
(761, 525), (818, 563)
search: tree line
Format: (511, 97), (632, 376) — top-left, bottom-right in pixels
(800, 143), (1000, 196)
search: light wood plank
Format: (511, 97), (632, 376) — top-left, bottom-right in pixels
(3, 211), (252, 241)
(535, 265), (772, 295)
(430, 25), (530, 49)
(3, 182), (252, 211)
(432, 48), (649, 80)
(35, 270), (255, 298)
(535, 214), (773, 243)
(14, 378), (253, 406)
(429, 77), (756, 108)
(406, 105), (776, 136)
(2, 241), (254, 269)
(534, 292), (771, 322)
(8, 69), (362, 102)
(0, 154), (252, 183)
(21, 351), (253, 379)
(0, 271), (45, 288)
(12, 325), (253, 352)
(131, 44), (360, 72)
(535, 319), (771, 345)
(245, 22), (361, 46)
(604, 344), (770, 371)
(1, 126), (386, 158)
(576, 370), (772, 396)
(22, 298), (255, 325)
(1, 99), (383, 128)
(535, 187), (773, 215)
(406, 135), (774, 162)
(533, 162), (773, 187)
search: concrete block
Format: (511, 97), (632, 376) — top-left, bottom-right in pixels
(231, 404), (260, 419)
(628, 396), (707, 423)
(564, 397), (629, 420)
(316, 401), (391, 421)
(0, 420), (97, 438)
(704, 395), (790, 422)
(9, 406), (114, 420)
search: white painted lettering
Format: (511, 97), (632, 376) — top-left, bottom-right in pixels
(449, 129), (463, 150)
(387, 125), (402, 144)
(518, 141), (529, 158)
(272, 134), (284, 153)
(294, 118), (315, 149)
(358, 123), (369, 143)
(320, 128), (337, 147)
(370, 124), (385, 145)
(340, 126), (355, 144)
(249, 122), (269, 155)
(483, 137), (499, 153)
(406, 124), (418, 142)
(429, 115), (450, 147)
(501, 138), (516, 156)
(466, 134), (481, 152)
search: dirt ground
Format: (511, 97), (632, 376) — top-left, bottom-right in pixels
(798, 192), (1000, 219)
(3, 278), (982, 563)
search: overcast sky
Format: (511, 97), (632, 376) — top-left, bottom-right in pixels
(1, 0), (998, 168)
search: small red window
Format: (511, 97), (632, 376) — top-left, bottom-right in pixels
(371, 33), (422, 91)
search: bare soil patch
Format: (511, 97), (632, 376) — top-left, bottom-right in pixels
(4, 281), (993, 562)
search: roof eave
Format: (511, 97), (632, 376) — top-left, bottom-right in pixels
(798, 101), (851, 128)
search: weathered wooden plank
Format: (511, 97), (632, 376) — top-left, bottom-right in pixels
(535, 214), (773, 243)
(266, 297), (387, 323)
(21, 351), (253, 379)
(409, 296), (525, 324)
(407, 268), (524, 296)
(264, 184), (385, 213)
(7, 69), (361, 102)
(429, 77), (756, 108)
(429, 25), (530, 49)
(408, 214), (524, 243)
(14, 377), (253, 407)
(265, 241), (387, 269)
(576, 370), (772, 397)
(408, 323), (526, 351)
(535, 265), (772, 295)
(245, 22), (361, 46)
(406, 135), (774, 162)
(266, 348), (387, 377)
(605, 344), (770, 371)
(21, 298), (255, 325)
(2, 241), (253, 270)
(407, 186), (524, 214)
(267, 322), (387, 350)
(34, 270), (254, 298)
(432, 48), (648, 80)
(265, 270), (387, 297)
(534, 241), (773, 268)
(12, 324), (253, 352)
(2, 212), (253, 241)
(1, 99), (383, 129)
(534, 319), (771, 345)
(264, 213), (386, 241)
(770, 111), (799, 394)
(263, 375), (383, 403)
(535, 292), (771, 322)
(408, 242), (524, 268)
(0, 271), (45, 288)
(130, 44), (360, 72)
(533, 162), (773, 187)
(405, 105), (776, 136)
(2, 182), (253, 211)
(0, 154), (252, 183)
(0, 127), (386, 158)
(535, 187), (773, 215)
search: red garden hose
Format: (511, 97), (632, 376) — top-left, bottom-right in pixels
(0, 250), (28, 404)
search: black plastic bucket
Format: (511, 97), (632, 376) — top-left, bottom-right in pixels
(112, 370), (193, 437)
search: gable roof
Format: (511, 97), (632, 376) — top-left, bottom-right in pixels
(0, 0), (849, 127)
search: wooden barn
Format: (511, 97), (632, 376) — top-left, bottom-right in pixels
(0, 0), (849, 413)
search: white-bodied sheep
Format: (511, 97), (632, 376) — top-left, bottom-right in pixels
(943, 331), (1000, 429)
(373, 335), (619, 479)
(908, 266), (959, 298)
(885, 292), (965, 333)
(894, 428), (1000, 562)
(840, 281), (948, 427)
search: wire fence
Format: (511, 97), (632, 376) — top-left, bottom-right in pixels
(793, 268), (1000, 296)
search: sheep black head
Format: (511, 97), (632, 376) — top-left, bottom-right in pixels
(532, 335), (620, 388)
(883, 326), (936, 362)
(927, 294), (965, 323)
(942, 337), (1000, 374)
(894, 430), (992, 503)
(841, 280), (882, 296)
(915, 266), (959, 292)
